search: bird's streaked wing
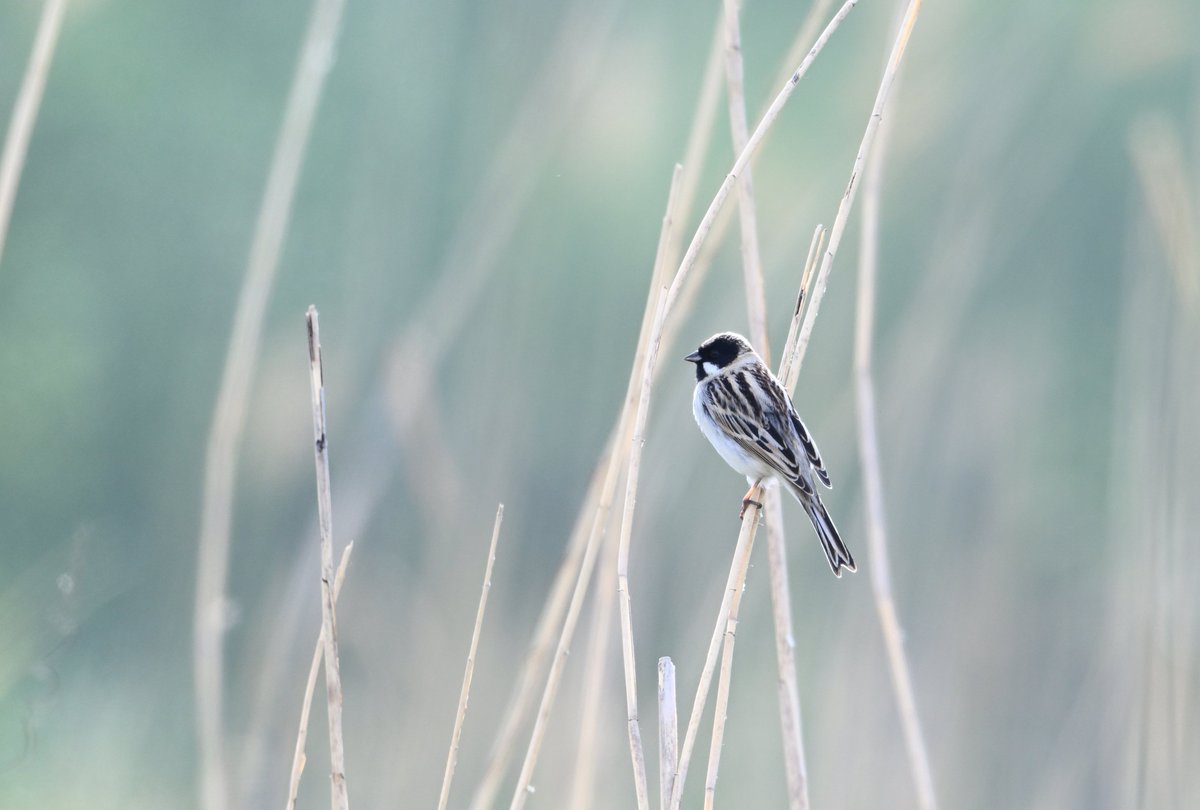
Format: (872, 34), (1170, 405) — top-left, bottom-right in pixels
(701, 363), (830, 494)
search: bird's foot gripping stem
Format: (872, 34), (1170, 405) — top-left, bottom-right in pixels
(739, 483), (763, 520)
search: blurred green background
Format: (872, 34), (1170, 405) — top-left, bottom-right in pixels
(1, 0), (1198, 807)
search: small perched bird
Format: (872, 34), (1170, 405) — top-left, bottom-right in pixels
(686, 332), (856, 577)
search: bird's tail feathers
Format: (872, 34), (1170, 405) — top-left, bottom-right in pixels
(797, 489), (856, 577)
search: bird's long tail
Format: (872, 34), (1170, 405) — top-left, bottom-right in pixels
(798, 490), (856, 577)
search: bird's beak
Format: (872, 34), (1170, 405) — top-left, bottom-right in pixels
(684, 351), (701, 363)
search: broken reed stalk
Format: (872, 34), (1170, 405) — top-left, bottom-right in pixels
(286, 543), (356, 810)
(194, 4), (347, 807)
(506, 166), (683, 810)
(0, 0), (66, 269)
(305, 306), (349, 810)
(658, 657), (679, 810)
(437, 505), (505, 810)
(854, 94), (938, 810)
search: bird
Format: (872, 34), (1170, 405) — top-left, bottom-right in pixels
(685, 331), (856, 577)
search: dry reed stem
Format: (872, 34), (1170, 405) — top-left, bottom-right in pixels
(764, 226), (826, 810)
(703, 503), (762, 810)
(661, 0), (832, 384)
(702, 224), (824, 807)
(674, 219), (827, 810)
(566, 507), (619, 810)
(770, 4), (933, 806)
(506, 480), (611, 810)
(662, 0), (839, 346)
(764, 0), (836, 114)
(763, 495), (810, 809)
(854, 96), (937, 810)
(0, 0), (66, 270)
(715, 4), (823, 803)
(567, 164), (684, 809)
(654, 13), (730, 374)
(305, 307), (349, 810)
(663, 0), (859, 319)
(492, 2), (857, 801)
(659, 200), (737, 370)
(474, 167), (679, 810)
(468, 448), (602, 810)
(793, 0), (923, 372)
(665, 0), (834, 288)
(658, 657), (679, 810)
(654, 5), (860, 806)
(506, 167), (683, 810)
(194, 4), (346, 808)
(506, 371), (636, 810)
(708, 0), (771, 800)
(721, 0), (770, 360)
(614, 289), (671, 810)
(608, 165), (686, 809)
(668, 492), (763, 810)
(437, 505), (505, 810)
(286, 542), (355, 810)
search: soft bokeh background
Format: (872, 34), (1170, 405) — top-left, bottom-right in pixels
(1, 0), (1198, 807)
